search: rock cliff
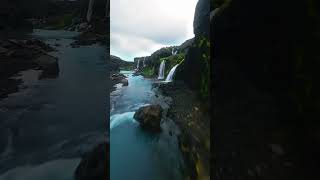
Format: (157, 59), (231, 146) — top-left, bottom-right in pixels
(213, 0), (320, 179)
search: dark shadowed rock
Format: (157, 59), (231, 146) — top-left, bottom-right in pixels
(121, 79), (128, 86)
(133, 104), (163, 132)
(193, 0), (210, 37)
(75, 142), (109, 180)
(25, 39), (55, 52)
(34, 54), (59, 78)
(110, 73), (126, 81)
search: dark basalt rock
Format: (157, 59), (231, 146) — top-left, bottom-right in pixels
(75, 142), (109, 180)
(0, 39), (59, 99)
(121, 79), (128, 86)
(193, 0), (210, 37)
(110, 73), (126, 81)
(34, 54), (59, 78)
(133, 105), (163, 132)
(212, 0), (316, 179)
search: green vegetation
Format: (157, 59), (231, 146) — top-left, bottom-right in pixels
(139, 52), (185, 78)
(160, 53), (185, 77)
(197, 36), (211, 99)
(142, 66), (155, 77)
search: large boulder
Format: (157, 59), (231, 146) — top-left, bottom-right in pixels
(34, 54), (59, 78)
(133, 105), (163, 132)
(75, 142), (109, 180)
(110, 73), (126, 81)
(121, 79), (128, 86)
(193, 0), (210, 37)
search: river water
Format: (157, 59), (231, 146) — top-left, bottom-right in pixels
(0, 30), (108, 180)
(110, 71), (186, 180)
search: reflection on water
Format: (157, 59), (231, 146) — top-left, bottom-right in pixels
(0, 30), (108, 177)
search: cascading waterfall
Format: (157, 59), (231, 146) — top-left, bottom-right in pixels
(86, 0), (95, 22)
(136, 59), (140, 69)
(158, 60), (166, 80)
(143, 57), (146, 67)
(165, 64), (179, 82)
(171, 48), (177, 55)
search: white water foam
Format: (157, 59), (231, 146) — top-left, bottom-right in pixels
(110, 112), (137, 130)
(165, 64), (179, 82)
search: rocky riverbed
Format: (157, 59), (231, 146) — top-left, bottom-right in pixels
(0, 38), (59, 99)
(157, 81), (211, 180)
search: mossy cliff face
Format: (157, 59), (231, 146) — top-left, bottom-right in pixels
(175, 0), (211, 101)
(134, 45), (184, 77)
(213, 0), (320, 179)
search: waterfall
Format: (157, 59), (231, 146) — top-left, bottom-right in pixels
(158, 60), (166, 80)
(143, 57), (146, 67)
(86, 0), (95, 22)
(171, 48), (177, 55)
(165, 64), (179, 82)
(136, 59), (140, 69)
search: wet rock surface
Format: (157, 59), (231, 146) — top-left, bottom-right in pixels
(74, 142), (109, 180)
(0, 39), (58, 99)
(159, 82), (210, 180)
(110, 73), (128, 91)
(133, 104), (163, 132)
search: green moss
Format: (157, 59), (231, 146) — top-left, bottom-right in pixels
(195, 36), (211, 99)
(142, 66), (155, 77)
(160, 53), (185, 77)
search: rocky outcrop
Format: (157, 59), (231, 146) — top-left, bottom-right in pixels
(173, 0), (211, 100)
(212, 0), (319, 179)
(193, 0), (210, 37)
(110, 73), (128, 88)
(34, 54), (59, 78)
(133, 105), (163, 132)
(0, 39), (59, 99)
(75, 142), (109, 180)
(159, 81), (211, 180)
(121, 79), (128, 86)
(110, 73), (126, 81)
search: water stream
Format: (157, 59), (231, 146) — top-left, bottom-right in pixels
(158, 60), (166, 80)
(0, 29), (108, 179)
(110, 71), (185, 180)
(165, 64), (179, 82)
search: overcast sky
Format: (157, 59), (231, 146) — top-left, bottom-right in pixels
(110, 0), (198, 61)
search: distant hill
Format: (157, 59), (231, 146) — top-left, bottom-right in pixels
(109, 55), (134, 72)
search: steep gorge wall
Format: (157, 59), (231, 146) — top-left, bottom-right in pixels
(213, 0), (320, 179)
(175, 0), (211, 100)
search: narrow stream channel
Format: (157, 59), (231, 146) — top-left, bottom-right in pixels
(110, 71), (186, 180)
